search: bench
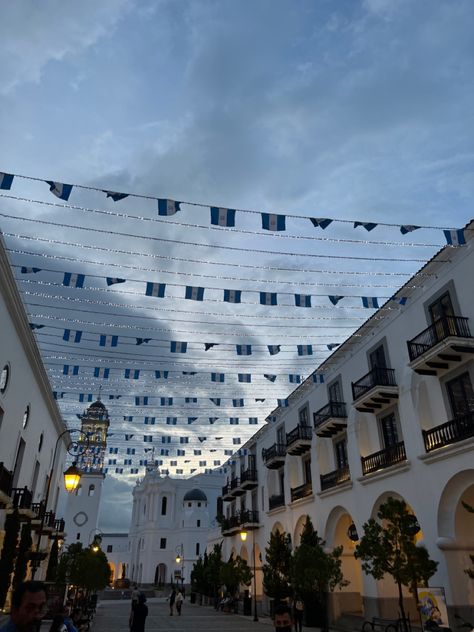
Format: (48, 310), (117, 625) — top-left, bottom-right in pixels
(363, 617), (400, 632)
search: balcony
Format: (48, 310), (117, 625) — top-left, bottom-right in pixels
(407, 316), (474, 376)
(290, 481), (313, 503)
(262, 443), (286, 469)
(222, 483), (233, 502)
(54, 518), (66, 534)
(422, 411), (474, 452)
(351, 367), (398, 413)
(239, 468), (258, 491)
(221, 514), (242, 537)
(286, 425), (312, 455)
(361, 441), (406, 476)
(241, 509), (260, 530)
(313, 401), (348, 438)
(230, 476), (245, 497)
(0, 462), (13, 506)
(268, 494), (285, 511)
(320, 465), (351, 492)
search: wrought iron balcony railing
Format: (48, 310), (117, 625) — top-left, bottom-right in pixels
(352, 367), (397, 401)
(407, 315), (472, 361)
(320, 465), (350, 491)
(0, 462), (13, 497)
(11, 486), (33, 510)
(286, 424), (312, 446)
(313, 401), (347, 428)
(361, 441), (406, 476)
(268, 494), (285, 510)
(241, 509), (259, 525)
(422, 411), (474, 452)
(262, 443), (286, 465)
(240, 468), (258, 485)
(290, 481), (313, 502)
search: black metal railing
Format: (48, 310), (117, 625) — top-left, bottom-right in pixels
(44, 511), (56, 528)
(407, 315), (471, 361)
(268, 494), (285, 510)
(361, 441), (406, 475)
(286, 424), (313, 447)
(54, 518), (65, 533)
(320, 465), (350, 491)
(221, 514), (242, 533)
(352, 367), (397, 401)
(11, 487), (33, 510)
(313, 401), (347, 428)
(222, 483), (231, 497)
(290, 481), (313, 502)
(0, 462), (13, 497)
(240, 468), (258, 485)
(262, 443), (286, 464)
(230, 477), (240, 491)
(423, 411), (474, 452)
(241, 509), (259, 524)
(31, 501), (46, 519)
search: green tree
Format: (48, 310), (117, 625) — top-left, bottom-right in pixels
(56, 542), (111, 593)
(12, 522), (32, 591)
(0, 509), (20, 608)
(219, 554), (252, 595)
(355, 497), (438, 631)
(262, 528), (292, 603)
(203, 543), (223, 597)
(462, 501), (474, 579)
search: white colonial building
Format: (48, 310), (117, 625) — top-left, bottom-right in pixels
(129, 470), (223, 586)
(218, 220), (474, 627)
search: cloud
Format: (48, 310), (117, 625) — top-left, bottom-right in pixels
(98, 475), (133, 532)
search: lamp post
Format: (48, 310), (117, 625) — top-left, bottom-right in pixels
(240, 529), (258, 622)
(175, 545), (184, 589)
(30, 428), (88, 579)
(89, 529), (103, 553)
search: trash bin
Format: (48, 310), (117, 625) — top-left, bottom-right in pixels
(190, 592), (196, 604)
(243, 596), (252, 616)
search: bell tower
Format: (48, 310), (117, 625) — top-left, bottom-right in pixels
(63, 398), (109, 545)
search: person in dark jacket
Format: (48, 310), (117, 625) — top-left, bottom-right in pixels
(129, 594), (148, 632)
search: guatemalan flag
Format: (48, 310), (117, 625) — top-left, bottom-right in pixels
(354, 221), (377, 231)
(362, 297), (379, 309)
(295, 294), (311, 307)
(264, 374), (277, 382)
(79, 393), (93, 403)
(327, 343), (340, 351)
(310, 217), (332, 229)
(103, 190), (129, 202)
(144, 417), (155, 425)
(238, 374), (251, 383)
(0, 173), (14, 189)
(230, 418), (239, 424)
(236, 345), (252, 355)
(267, 345), (280, 355)
(297, 344), (313, 356)
(63, 272), (85, 288)
(209, 417), (218, 424)
(53, 392), (64, 399)
(170, 341), (187, 353)
(400, 225), (420, 234)
(100, 335), (118, 347)
(143, 435), (153, 443)
(260, 292), (277, 305)
(106, 277), (126, 286)
(249, 417), (258, 424)
(46, 181), (73, 201)
(63, 329), (82, 343)
(233, 399), (244, 407)
(185, 397), (197, 403)
(289, 374), (301, 383)
(146, 282), (165, 297)
(155, 371), (169, 379)
(21, 267), (41, 274)
(262, 213), (286, 231)
(185, 286), (205, 301)
(124, 369), (140, 379)
(278, 398), (289, 407)
(63, 365), (79, 375)
(136, 338), (151, 345)
(329, 295), (344, 305)
(211, 373), (225, 383)
(161, 397), (173, 406)
(224, 289), (242, 303)
(94, 367), (110, 378)
(124, 416), (134, 422)
(158, 199), (180, 215)
(210, 206), (236, 227)
(444, 229), (466, 246)
(135, 396), (149, 406)
(312, 373), (325, 383)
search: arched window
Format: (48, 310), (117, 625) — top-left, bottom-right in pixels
(88, 484), (95, 497)
(161, 496), (167, 515)
(76, 484), (82, 496)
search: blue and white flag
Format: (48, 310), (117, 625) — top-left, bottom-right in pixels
(188, 417), (198, 424)
(400, 225), (420, 234)
(362, 296), (379, 309)
(327, 343), (340, 351)
(297, 344), (313, 356)
(108, 459), (116, 465)
(255, 398), (265, 402)
(124, 369), (140, 379)
(267, 345), (280, 355)
(262, 213), (286, 231)
(63, 272), (85, 288)
(171, 341), (187, 353)
(94, 366), (110, 378)
(144, 417), (156, 425)
(312, 373), (324, 383)
(329, 295), (344, 305)
(63, 364), (79, 375)
(124, 459), (132, 466)
(53, 391), (64, 399)
(144, 435), (153, 442)
(354, 221), (377, 231)
(177, 448), (186, 455)
(79, 393), (93, 403)
(295, 294), (311, 307)
(260, 291), (277, 305)
(21, 267), (41, 274)
(135, 396), (149, 405)
(198, 437), (207, 443)
(289, 374), (301, 383)
(109, 447), (119, 455)
(136, 338), (151, 345)
(444, 228), (466, 246)
(0, 173), (14, 190)
(223, 289), (242, 303)
(236, 344), (252, 355)
(146, 281), (165, 297)
(310, 217), (332, 229)
(211, 373), (225, 383)
(278, 398), (289, 407)
(166, 417), (177, 424)
(109, 395), (122, 399)
(391, 296), (408, 306)
(155, 371), (169, 379)
(178, 437), (187, 443)
(100, 334), (118, 347)
(46, 180), (73, 201)
(238, 373), (252, 383)
(103, 190), (129, 202)
(124, 416), (134, 422)
(229, 418), (239, 424)
(210, 206), (236, 227)
(185, 286), (205, 301)
(29, 323), (45, 330)
(162, 436), (171, 443)
(106, 277), (126, 286)
(161, 397), (173, 406)
(210, 398), (221, 406)
(185, 397), (198, 403)
(63, 329), (82, 343)
(205, 343), (218, 351)
(233, 398), (244, 407)
(209, 417), (218, 424)
(158, 198), (180, 215)
(264, 374), (277, 382)
(130, 468), (139, 474)
(115, 468), (124, 474)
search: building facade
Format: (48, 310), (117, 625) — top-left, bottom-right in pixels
(218, 220), (474, 626)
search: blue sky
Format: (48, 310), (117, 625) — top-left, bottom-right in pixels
(2, 0), (474, 530)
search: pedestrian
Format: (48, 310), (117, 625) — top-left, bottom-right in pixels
(0, 580), (47, 632)
(129, 594), (148, 632)
(175, 590), (184, 616)
(274, 603), (294, 632)
(49, 614), (67, 632)
(168, 587), (176, 616)
(293, 597), (304, 632)
(131, 584), (140, 608)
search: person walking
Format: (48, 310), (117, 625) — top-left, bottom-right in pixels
(168, 588), (176, 616)
(129, 594), (148, 632)
(175, 590), (184, 616)
(293, 597), (304, 632)
(131, 584), (140, 609)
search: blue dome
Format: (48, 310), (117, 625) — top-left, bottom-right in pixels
(183, 488), (207, 502)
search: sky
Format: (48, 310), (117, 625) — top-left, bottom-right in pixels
(1, 0), (474, 531)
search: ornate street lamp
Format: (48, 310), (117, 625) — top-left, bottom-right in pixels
(240, 529), (258, 622)
(175, 545), (184, 587)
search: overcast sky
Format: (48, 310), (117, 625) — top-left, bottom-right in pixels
(2, 0), (474, 531)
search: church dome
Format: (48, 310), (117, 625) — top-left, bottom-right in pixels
(89, 400), (106, 410)
(183, 488), (207, 502)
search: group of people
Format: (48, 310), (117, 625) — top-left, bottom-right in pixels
(168, 587), (184, 616)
